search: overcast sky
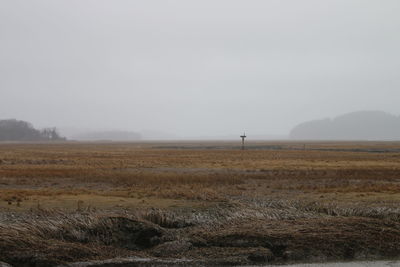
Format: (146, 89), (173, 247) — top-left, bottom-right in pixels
(1, 0), (400, 137)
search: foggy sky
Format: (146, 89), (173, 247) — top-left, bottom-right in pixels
(1, 0), (400, 137)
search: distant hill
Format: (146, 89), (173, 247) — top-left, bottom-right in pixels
(140, 130), (179, 140)
(71, 130), (141, 141)
(290, 111), (400, 140)
(0, 119), (65, 141)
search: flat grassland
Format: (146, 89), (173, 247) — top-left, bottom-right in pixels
(1, 141), (400, 266)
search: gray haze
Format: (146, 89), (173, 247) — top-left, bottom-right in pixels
(290, 111), (400, 140)
(1, 0), (400, 138)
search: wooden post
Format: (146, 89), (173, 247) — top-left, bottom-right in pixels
(240, 132), (247, 150)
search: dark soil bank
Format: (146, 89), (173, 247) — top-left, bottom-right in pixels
(1, 214), (400, 267)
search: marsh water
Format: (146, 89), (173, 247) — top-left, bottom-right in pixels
(267, 261), (400, 267)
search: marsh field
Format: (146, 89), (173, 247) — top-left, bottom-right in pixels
(1, 141), (400, 266)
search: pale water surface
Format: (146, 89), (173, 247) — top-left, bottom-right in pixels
(268, 261), (400, 267)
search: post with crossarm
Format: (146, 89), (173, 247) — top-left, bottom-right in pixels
(240, 132), (247, 150)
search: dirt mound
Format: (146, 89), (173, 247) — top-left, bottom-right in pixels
(2, 209), (400, 266)
(193, 217), (400, 263)
(152, 240), (193, 257)
(96, 217), (165, 250)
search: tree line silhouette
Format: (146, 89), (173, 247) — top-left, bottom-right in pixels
(0, 119), (65, 141)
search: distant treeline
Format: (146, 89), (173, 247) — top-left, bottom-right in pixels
(290, 111), (400, 140)
(0, 119), (65, 141)
(72, 130), (141, 141)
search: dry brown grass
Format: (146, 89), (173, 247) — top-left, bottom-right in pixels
(1, 141), (400, 265)
(0, 142), (399, 210)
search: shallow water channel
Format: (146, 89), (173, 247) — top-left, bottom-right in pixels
(267, 261), (400, 267)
